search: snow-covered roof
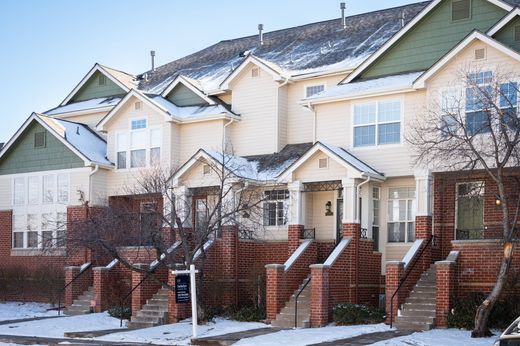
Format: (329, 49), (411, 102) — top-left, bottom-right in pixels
(307, 71), (423, 103)
(99, 64), (137, 90)
(38, 115), (112, 167)
(138, 2), (429, 93)
(319, 142), (381, 176)
(151, 96), (236, 121)
(45, 96), (122, 116)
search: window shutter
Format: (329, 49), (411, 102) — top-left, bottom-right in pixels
(452, 0), (471, 21)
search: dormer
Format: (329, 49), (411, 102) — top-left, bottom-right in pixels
(161, 75), (215, 107)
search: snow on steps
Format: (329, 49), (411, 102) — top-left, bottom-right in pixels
(128, 287), (169, 329)
(65, 286), (93, 316)
(271, 277), (311, 329)
(394, 264), (437, 332)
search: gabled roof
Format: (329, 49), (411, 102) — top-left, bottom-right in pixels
(44, 96), (122, 117)
(487, 7), (520, 36)
(138, 2), (429, 94)
(219, 55), (288, 90)
(341, 0), (517, 85)
(161, 75), (216, 105)
(96, 89), (239, 131)
(0, 113), (113, 168)
(413, 31), (520, 88)
(171, 143), (312, 184)
(60, 63), (136, 106)
(278, 141), (384, 182)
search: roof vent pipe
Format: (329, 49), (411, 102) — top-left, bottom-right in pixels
(258, 24), (264, 45)
(400, 11), (405, 28)
(340, 2), (346, 30)
(150, 50), (156, 71)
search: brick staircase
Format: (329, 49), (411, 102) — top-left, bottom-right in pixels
(65, 286), (93, 315)
(395, 264), (436, 331)
(271, 277), (311, 328)
(128, 288), (169, 329)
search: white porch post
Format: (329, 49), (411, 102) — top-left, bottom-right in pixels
(173, 185), (192, 228)
(414, 169), (433, 217)
(288, 181), (304, 226)
(342, 177), (358, 224)
(221, 182), (237, 226)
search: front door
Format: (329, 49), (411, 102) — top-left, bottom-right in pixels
(336, 199), (343, 242)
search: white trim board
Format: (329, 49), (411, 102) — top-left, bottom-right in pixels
(487, 7), (520, 36)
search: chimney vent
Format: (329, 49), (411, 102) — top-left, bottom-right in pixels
(400, 11), (406, 28)
(150, 50), (156, 71)
(340, 2), (346, 30)
(258, 24), (264, 45)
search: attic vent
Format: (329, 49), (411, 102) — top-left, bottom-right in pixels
(98, 75), (107, 86)
(515, 25), (520, 42)
(34, 132), (46, 148)
(452, 0), (471, 21)
(251, 67), (260, 78)
(135, 101), (142, 110)
(203, 164), (211, 175)
(474, 48), (486, 60)
(318, 158), (329, 169)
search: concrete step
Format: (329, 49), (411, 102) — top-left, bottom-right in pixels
(137, 310), (168, 318)
(394, 320), (434, 331)
(397, 315), (435, 324)
(271, 318), (310, 329)
(128, 321), (156, 329)
(406, 296), (436, 304)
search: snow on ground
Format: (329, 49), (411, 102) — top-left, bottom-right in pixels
(234, 323), (390, 346)
(370, 329), (497, 346)
(0, 312), (122, 338)
(0, 302), (59, 322)
(95, 318), (268, 345)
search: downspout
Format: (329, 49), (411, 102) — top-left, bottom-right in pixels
(307, 102), (317, 144)
(88, 164), (100, 206)
(233, 181), (249, 306)
(223, 118), (234, 153)
(356, 175), (371, 224)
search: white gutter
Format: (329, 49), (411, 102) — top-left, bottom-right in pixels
(222, 118), (235, 153)
(301, 88), (416, 107)
(356, 175), (371, 224)
(88, 164), (100, 205)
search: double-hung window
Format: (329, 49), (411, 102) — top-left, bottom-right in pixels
(263, 190), (289, 227)
(466, 71), (492, 135)
(117, 119), (162, 169)
(387, 187), (416, 243)
(130, 124), (146, 168)
(116, 133), (128, 169)
(441, 90), (459, 136)
(353, 100), (401, 147)
(150, 128), (161, 166)
(13, 178), (25, 206)
(500, 82), (518, 129)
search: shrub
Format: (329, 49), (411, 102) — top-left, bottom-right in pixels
(448, 292), (520, 330)
(108, 306), (131, 320)
(226, 305), (266, 322)
(333, 303), (385, 325)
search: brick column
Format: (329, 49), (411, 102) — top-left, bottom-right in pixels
(310, 264), (330, 327)
(131, 264), (160, 316)
(168, 270), (191, 323)
(221, 225), (238, 306)
(64, 266), (92, 307)
(435, 260), (456, 328)
(0, 210), (13, 261)
(415, 216), (432, 240)
(92, 267), (110, 312)
(66, 206), (90, 265)
(343, 223), (360, 303)
(385, 261), (404, 324)
(265, 264), (285, 322)
(288, 225), (304, 255)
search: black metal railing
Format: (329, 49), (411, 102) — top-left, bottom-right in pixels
(360, 228), (368, 239)
(389, 236), (433, 328)
(302, 228), (316, 240)
(294, 277), (311, 329)
(58, 262), (92, 316)
(118, 269), (155, 327)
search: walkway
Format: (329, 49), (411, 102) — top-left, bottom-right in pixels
(309, 330), (414, 346)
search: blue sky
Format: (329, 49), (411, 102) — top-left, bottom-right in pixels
(0, 0), (422, 143)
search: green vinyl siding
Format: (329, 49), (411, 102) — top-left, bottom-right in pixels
(494, 16), (520, 52)
(72, 71), (126, 102)
(166, 84), (208, 106)
(362, 0), (507, 79)
(0, 122), (84, 175)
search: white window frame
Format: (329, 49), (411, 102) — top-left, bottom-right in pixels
(115, 118), (162, 171)
(386, 186), (416, 244)
(304, 83), (326, 98)
(351, 98), (404, 149)
(263, 189), (289, 228)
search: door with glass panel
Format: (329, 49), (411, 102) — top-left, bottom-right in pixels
(387, 187), (416, 244)
(193, 196), (208, 234)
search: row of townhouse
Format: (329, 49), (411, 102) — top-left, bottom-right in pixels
(1, 0), (520, 330)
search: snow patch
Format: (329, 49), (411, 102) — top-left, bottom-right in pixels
(44, 97), (121, 115)
(324, 237), (351, 266)
(151, 96), (235, 121)
(369, 328), (498, 346)
(193, 238), (215, 261)
(284, 240), (312, 271)
(402, 239), (424, 268)
(319, 142), (381, 176)
(0, 302), (58, 322)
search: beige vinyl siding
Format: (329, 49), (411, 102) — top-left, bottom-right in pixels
(58, 111), (108, 130)
(218, 93), (232, 105)
(278, 85), (288, 150)
(90, 168), (109, 206)
(294, 152), (347, 183)
(229, 64), (280, 156)
(308, 191), (336, 241)
(179, 159), (223, 188)
(69, 168), (91, 205)
(105, 96), (171, 195)
(179, 120), (224, 164)
(287, 75), (346, 144)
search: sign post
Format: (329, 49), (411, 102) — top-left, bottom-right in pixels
(172, 264), (199, 338)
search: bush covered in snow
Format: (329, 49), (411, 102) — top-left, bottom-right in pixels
(448, 292), (520, 330)
(333, 303), (384, 325)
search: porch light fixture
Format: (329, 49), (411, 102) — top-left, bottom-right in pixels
(325, 201), (333, 216)
(495, 195), (502, 206)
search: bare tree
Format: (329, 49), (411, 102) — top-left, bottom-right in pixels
(408, 67), (520, 337)
(60, 150), (280, 321)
